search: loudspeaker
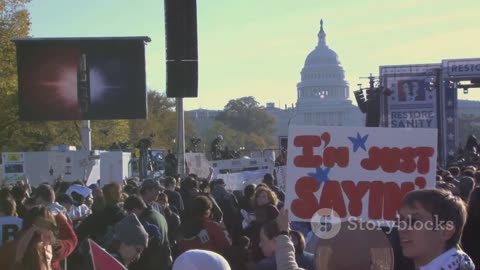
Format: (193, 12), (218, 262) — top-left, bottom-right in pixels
(164, 0), (198, 97)
(164, 0), (198, 61)
(166, 60), (198, 98)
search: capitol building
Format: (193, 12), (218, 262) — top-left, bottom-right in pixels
(188, 20), (364, 149)
(266, 20), (364, 148)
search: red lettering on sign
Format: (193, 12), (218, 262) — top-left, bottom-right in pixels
(321, 132), (331, 147)
(415, 148), (434, 174)
(293, 136), (322, 167)
(290, 176), (429, 220)
(291, 176), (320, 219)
(342, 181), (370, 217)
(414, 176), (427, 189)
(360, 147), (434, 174)
(399, 147), (416, 173)
(323, 147), (349, 168)
(368, 181), (385, 219)
(319, 181), (347, 218)
(383, 182), (415, 220)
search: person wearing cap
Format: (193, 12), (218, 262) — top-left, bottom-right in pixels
(140, 179), (163, 214)
(107, 213), (149, 266)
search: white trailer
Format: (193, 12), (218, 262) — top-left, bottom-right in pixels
(99, 151), (131, 185)
(2, 150), (102, 187)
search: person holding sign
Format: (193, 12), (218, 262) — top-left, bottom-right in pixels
(398, 189), (475, 270)
(0, 205), (77, 270)
(0, 197), (23, 247)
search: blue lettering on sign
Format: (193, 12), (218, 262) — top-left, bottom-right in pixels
(448, 62), (480, 76)
(390, 110), (435, 128)
(2, 224), (20, 244)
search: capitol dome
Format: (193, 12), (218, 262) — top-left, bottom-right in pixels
(304, 47), (339, 66)
(304, 21), (339, 66)
(293, 19), (364, 127)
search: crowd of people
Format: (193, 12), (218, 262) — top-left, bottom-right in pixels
(0, 160), (478, 270)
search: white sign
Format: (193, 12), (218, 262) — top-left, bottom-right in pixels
(286, 125), (437, 222)
(380, 65), (439, 129)
(2, 152), (26, 185)
(444, 59), (480, 78)
(185, 153), (211, 179)
(0, 216), (23, 246)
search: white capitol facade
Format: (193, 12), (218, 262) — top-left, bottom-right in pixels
(188, 20), (364, 149)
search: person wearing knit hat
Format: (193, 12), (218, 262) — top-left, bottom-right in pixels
(172, 249), (231, 270)
(108, 213), (149, 266)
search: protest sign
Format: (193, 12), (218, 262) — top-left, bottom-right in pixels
(286, 125), (437, 222)
(0, 216), (23, 246)
(185, 153), (210, 178)
(89, 239), (127, 270)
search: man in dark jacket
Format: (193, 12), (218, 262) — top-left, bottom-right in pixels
(163, 176), (184, 214)
(211, 179), (242, 240)
(75, 183), (125, 244)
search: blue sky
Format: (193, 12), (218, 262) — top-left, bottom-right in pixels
(28, 0), (480, 110)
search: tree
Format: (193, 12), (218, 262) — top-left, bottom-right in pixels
(205, 121), (275, 155)
(216, 96), (276, 136)
(129, 90), (196, 151)
(91, 120), (130, 150)
(0, 0), (37, 151)
(210, 96), (276, 152)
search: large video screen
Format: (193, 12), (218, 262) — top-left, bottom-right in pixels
(15, 37), (148, 120)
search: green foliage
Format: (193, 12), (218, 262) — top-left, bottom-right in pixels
(0, 0), (37, 151)
(129, 90), (195, 151)
(216, 96), (276, 136)
(91, 120), (130, 150)
(205, 120), (275, 152)
(207, 96), (276, 151)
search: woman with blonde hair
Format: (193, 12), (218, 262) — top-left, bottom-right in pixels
(0, 205), (78, 270)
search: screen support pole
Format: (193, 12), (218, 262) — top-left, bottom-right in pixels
(176, 98), (186, 176)
(81, 120), (92, 151)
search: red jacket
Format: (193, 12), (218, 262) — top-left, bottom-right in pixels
(179, 219), (231, 255)
(0, 213), (77, 270)
(52, 213), (78, 270)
